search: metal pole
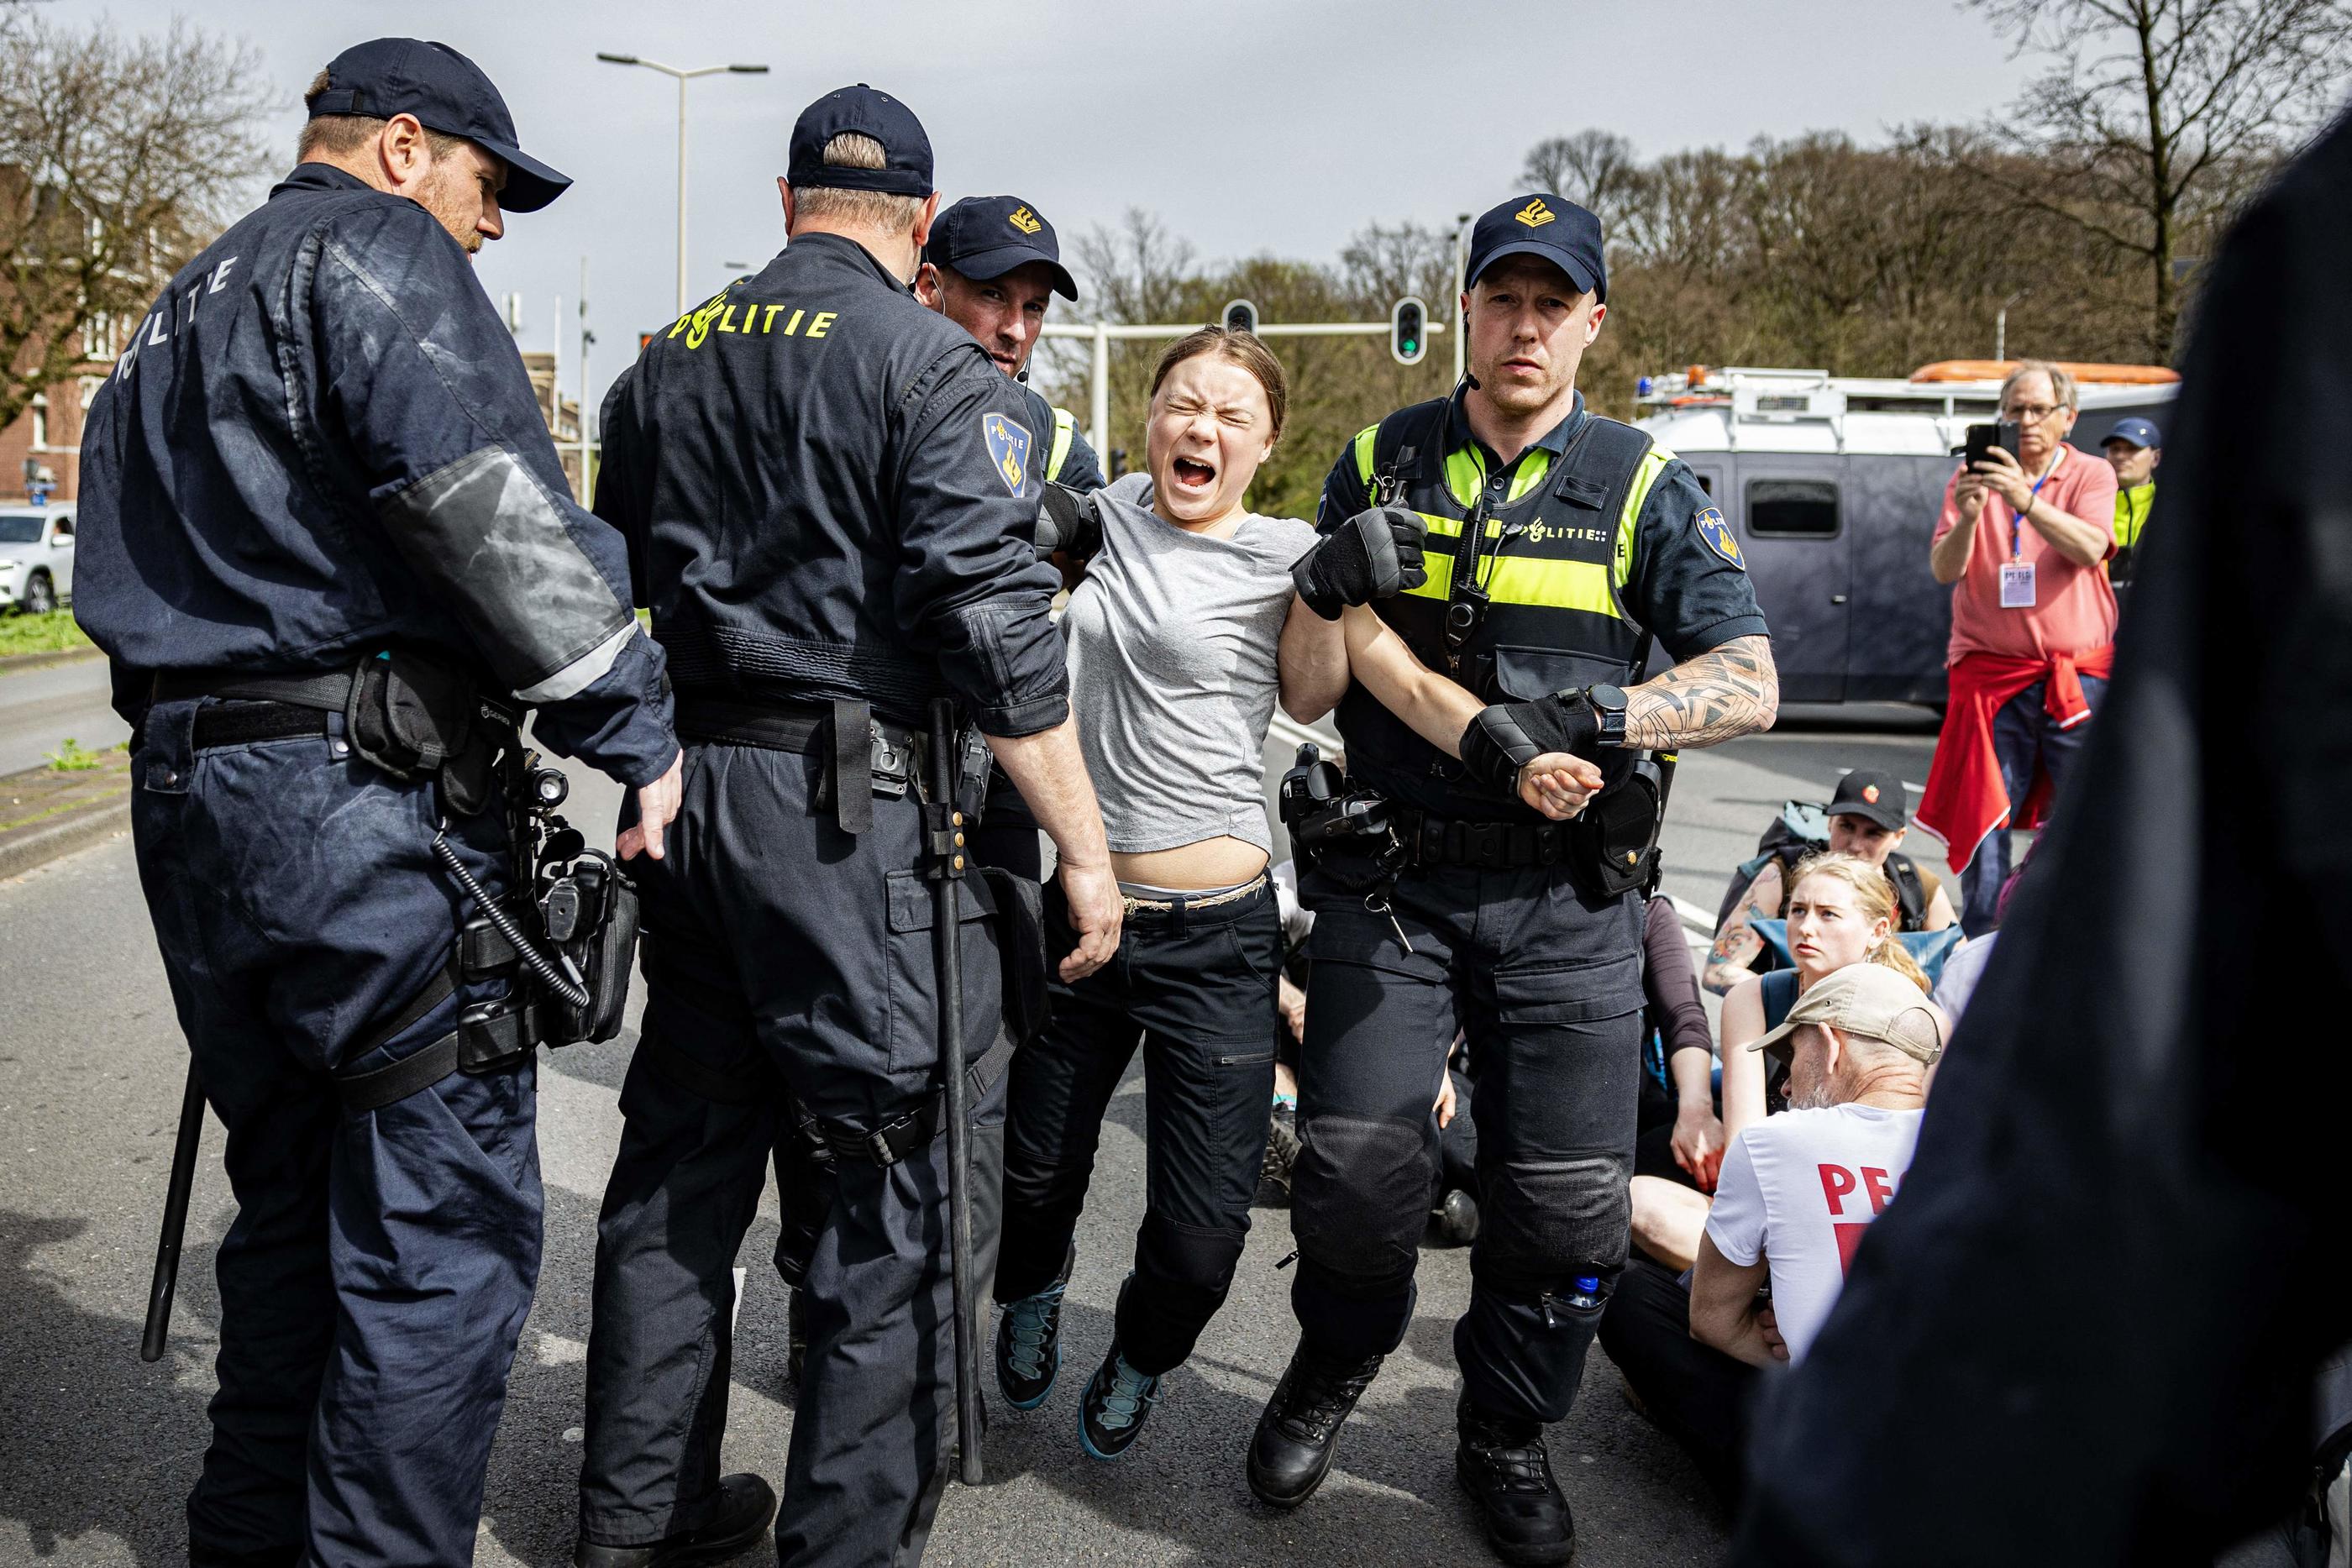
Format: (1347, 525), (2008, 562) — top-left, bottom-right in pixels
(580, 257), (595, 504)
(926, 698), (984, 1484)
(675, 75), (690, 317)
(1089, 323), (1110, 468)
(141, 1066), (206, 1361)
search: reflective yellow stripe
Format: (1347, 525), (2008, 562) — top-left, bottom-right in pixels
(1617, 443), (1675, 591)
(1047, 406), (1077, 483)
(1403, 553), (1619, 616)
(1351, 424), (1378, 493)
(1444, 444), (1553, 507)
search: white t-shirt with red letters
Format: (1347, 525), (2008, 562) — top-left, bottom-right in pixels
(1704, 1104), (1924, 1363)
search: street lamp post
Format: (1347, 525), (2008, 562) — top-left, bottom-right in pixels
(596, 53), (769, 317)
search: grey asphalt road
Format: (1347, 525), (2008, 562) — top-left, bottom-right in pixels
(0, 653), (125, 776)
(0, 711), (1938, 1568)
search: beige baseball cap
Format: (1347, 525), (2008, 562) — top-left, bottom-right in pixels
(1748, 962), (1946, 1065)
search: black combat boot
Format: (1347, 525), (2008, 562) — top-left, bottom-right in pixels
(573, 1472), (778, 1568)
(1455, 1393), (1574, 1565)
(785, 1286), (809, 1392)
(1246, 1343), (1383, 1507)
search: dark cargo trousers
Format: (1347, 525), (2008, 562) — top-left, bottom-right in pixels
(1288, 856), (1644, 1424)
(129, 700), (539, 1567)
(995, 880), (1281, 1376)
(578, 741), (1008, 1568)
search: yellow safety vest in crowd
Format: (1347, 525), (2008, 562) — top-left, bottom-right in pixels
(1047, 406), (1078, 484)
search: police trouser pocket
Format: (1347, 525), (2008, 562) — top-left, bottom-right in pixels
(884, 868), (1007, 1075)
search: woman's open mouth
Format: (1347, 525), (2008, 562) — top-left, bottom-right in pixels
(1171, 455), (1218, 491)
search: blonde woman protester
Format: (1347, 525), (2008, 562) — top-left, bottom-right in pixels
(1630, 852), (1929, 1272)
(993, 326), (1588, 1460)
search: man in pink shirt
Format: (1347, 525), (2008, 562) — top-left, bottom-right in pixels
(1921, 360), (2118, 933)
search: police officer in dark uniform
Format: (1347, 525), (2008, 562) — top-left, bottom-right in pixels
(73, 39), (681, 1567)
(1248, 194), (1780, 1565)
(575, 87), (1121, 1568)
(765, 191), (1111, 1389)
(916, 194), (1106, 495)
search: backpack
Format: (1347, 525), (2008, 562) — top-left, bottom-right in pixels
(1717, 800), (1930, 935)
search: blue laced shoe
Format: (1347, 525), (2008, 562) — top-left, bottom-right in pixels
(995, 1277), (1067, 1410)
(1078, 1345), (1163, 1460)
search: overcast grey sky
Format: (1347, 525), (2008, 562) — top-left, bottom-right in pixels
(76, 0), (2028, 413)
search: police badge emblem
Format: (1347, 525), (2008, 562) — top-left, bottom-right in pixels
(982, 412), (1032, 496)
(1695, 506), (1746, 569)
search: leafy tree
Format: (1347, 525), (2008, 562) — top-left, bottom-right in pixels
(0, 10), (275, 433)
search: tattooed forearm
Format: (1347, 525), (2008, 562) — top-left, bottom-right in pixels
(1623, 635), (1778, 751)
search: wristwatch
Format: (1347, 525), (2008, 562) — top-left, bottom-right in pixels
(1583, 683), (1629, 748)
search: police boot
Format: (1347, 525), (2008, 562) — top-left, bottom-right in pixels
(1078, 1343), (1163, 1460)
(1455, 1392), (1574, 1566)
(573, 1472), (778, 1568)
(996, 1240), (1075, 1409)
(1246, 1342), (1383, 1508)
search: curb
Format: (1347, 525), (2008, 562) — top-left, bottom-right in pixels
(0, 794), (129, 880)
(0, 646), (102, 676)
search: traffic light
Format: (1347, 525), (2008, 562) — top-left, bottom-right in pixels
(1389, 296), (1429, 366)
(1222, 298), (1258, 336)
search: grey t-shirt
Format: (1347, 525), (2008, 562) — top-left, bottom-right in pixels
(1063, 473), (1317, 856)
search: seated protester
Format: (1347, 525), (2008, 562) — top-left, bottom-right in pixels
(1630, 852), (1929, 1274)
(1705, 768), (1955, 994)
(991, 325), (1585, 1459)
(1635, 891), (1721, 1190)
(1601, 962), (1945, 1506)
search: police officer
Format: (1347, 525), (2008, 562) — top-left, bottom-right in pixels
(916, 193), (1107, 494)
(575, 86), (1121, 1568)
(770, 191), (1109, 1389)
(1248, 194), (1781, 1565)
(74, 39), (681, 1567)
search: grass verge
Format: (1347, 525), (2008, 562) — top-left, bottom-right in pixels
(0, 609), (92, 660)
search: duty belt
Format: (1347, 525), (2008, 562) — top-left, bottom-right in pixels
(673, 692), (922, 835)
(1395, 807), (1575, 869)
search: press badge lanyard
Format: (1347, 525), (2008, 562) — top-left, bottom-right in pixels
(2002, 448), (2065, 610)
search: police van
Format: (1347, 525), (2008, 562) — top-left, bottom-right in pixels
(1632, 362), (2176, 705)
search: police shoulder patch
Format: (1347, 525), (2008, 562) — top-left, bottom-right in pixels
(982, 412), (1032, 496)
(1694, 506), (1745, 569)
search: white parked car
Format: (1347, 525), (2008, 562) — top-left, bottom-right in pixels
(0, 504), (74, 615)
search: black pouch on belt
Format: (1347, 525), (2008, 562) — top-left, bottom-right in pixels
(974, 865), (1051, 1048)
(345, 652), (477, 782)
(537, 852), (641, 1045)
(1567, 760), (1663, 899)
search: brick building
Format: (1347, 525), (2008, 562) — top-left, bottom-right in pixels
(0, 328), (589, 504)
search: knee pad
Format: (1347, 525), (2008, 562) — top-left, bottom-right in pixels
(1135, 1211), (1245, 1298)
(1291, 1113), (1436, 1285)
(1474, 1151), (1632, 1296)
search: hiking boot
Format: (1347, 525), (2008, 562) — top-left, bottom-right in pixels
(1455, 1395), (1574, 1565)
(1077, 1345), (1162, 1460)
(574, 1471), (777, 1568)
(995, 1242), (1074, 1410)
(1246, 1343), (1383, 1508)
(1431, 1188), (1480, 1246)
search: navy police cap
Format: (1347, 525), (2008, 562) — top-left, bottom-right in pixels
(927, 196), (1077, 301)
(307, 38), (570, 212)
(788, 84), (933, 198)
(2102, 416), (2162, 448)
(1466, 193), (1607, 303)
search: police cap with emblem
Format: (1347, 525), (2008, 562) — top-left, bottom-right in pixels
(1465, 192), (1607, 302)
(926, 195), (1078, 302)
(788, 84), (933, 197)
(307, 38), (572, 212)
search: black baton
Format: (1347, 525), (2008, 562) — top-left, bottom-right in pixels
(141, 1063), (206, 1362)
(926, 697), (984, 1484)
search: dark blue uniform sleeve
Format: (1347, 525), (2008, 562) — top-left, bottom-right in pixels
(308, 203), (676, 785)
(1315, 433), (1374, 535)
(894, 351), (1069, 737)
(591, 365), (649, 607)
(1625, 459), (1770, 662)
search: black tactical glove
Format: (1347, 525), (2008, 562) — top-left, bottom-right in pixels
(1292, 506), (1428, 620)
(1035, 482), (1103, 560)
(1457, 691), (1604, 790)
